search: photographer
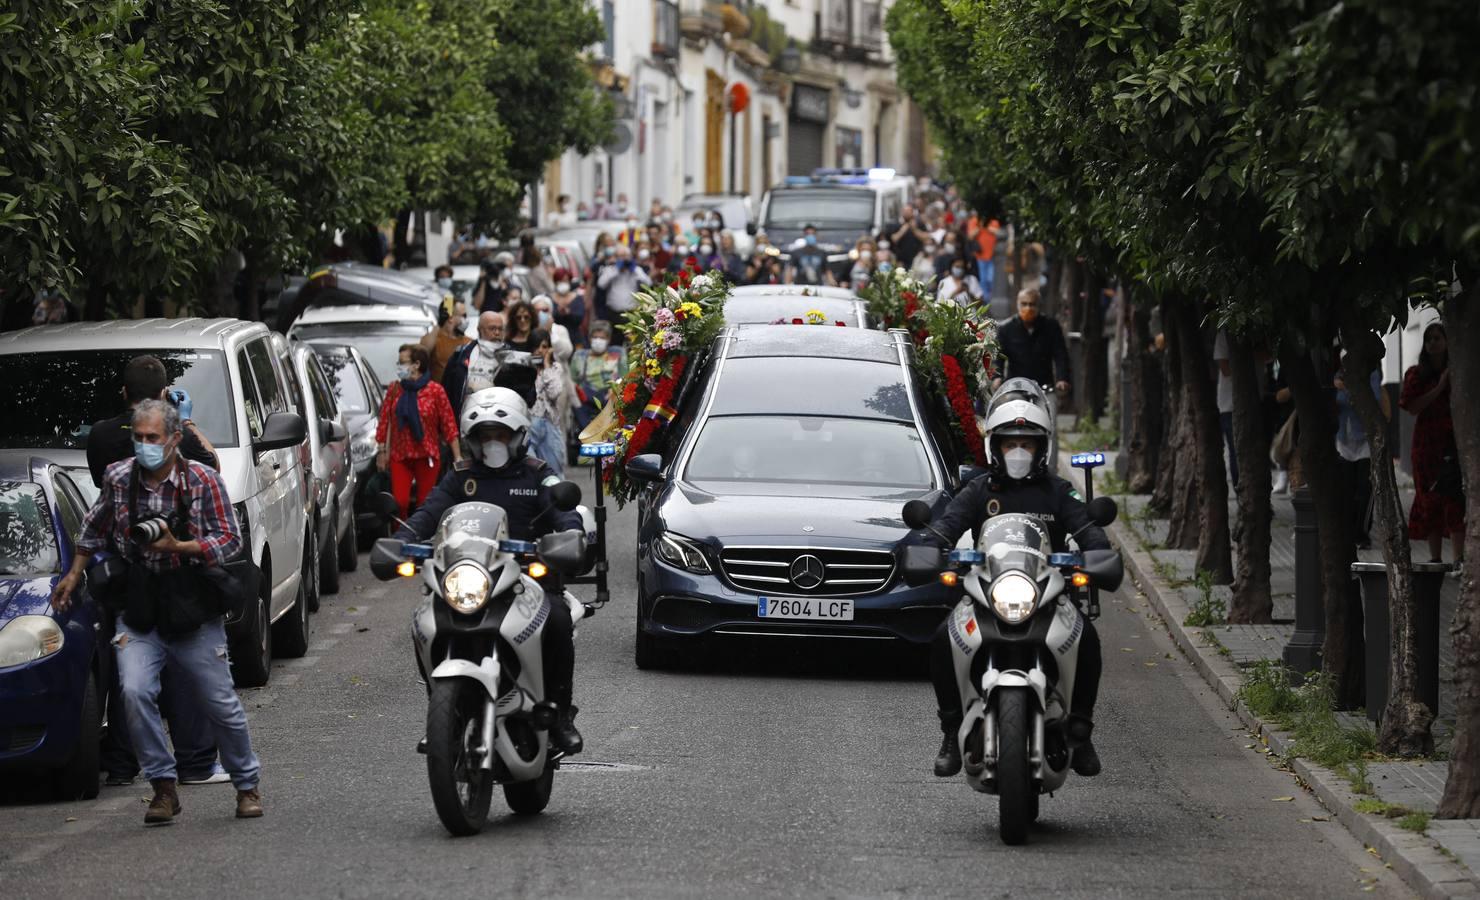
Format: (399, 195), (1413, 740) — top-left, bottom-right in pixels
(52, 400), (262, 825)
(472, 252), (516, 313)
(86, 355), (224, 787)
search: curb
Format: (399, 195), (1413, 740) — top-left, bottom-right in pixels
(1056, 455), (1480, 899)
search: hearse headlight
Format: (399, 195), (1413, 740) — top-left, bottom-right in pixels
(655, 532), (711, 574)
(988, 573), (1039, 624)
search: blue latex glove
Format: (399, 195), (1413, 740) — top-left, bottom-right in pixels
(169, 388), (193, 422)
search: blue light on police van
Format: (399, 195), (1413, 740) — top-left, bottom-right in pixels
(580, 442), (617, 458)
(404, 543), (434, 560)
(949, 549), (985, 565)
(1071, 452), (1106, 469)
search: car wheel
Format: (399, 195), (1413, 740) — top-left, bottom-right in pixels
(273, 536), (314, 658)
(319, 514), (341, 597)
(52, 671), (101, 801)
(231, 582), (273, 688)
(338, 511), (359, 572)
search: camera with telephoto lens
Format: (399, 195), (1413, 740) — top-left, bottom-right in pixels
(129, 518), (175, 545)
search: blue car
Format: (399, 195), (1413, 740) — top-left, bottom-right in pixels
(627, 325), (979, 668)
(0, 455), (105, 800)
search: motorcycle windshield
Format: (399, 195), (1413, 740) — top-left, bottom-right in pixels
(978, 513), (1052, 582)
(432, 501), (509, 571)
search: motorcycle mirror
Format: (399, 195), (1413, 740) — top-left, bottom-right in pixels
(899, 544), (946, 585)
(371, 492), (401, 520)
(1080, 548), (1124, 592)
(549, 481), (582, 512)
(1087, 496), (1118, 527)
(901, 499), (933, 530)
(369, 538), (406, 581)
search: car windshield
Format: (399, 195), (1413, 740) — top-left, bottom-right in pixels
(0, 349), (237, 449)
(291, 323), (429, 384)
(979, 513), (1051, 581)
(311, 349), (373, 415)
(0, 482), (60, 577)
(685, 416), (932, 489)
(765, 190), (874, 229)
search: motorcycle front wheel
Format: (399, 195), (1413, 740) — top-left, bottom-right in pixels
(996, 687), (1033, 845)
(503, 760), (555, 815)
(426, 679), (495, 836)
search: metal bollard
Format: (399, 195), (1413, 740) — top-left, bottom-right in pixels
(1282, 487), (1325, 674)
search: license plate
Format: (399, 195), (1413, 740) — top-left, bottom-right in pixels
(756, 596), (855, 621)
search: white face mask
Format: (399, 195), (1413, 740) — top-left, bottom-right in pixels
(480, 439), (511, 469)
(555, 282), (571, 293)
(477, 339), (502, 356)
(699, 244), (714, 256)
(1004, 447), (1035, 480)
(589, 337), (609, 354)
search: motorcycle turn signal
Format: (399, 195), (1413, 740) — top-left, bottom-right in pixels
(939, 571), (959, 587)
(396, 561), (416, 578)
(1071, 571), (1090, 588)
(528, 561), (548, 579)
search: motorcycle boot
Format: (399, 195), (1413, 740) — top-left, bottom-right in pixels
(1068, 713), (1101, 777)
(550, 705), (583, 755)
(934, 712), (962, 777)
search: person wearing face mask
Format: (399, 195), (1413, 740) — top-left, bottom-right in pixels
(375, 345), (461, 518)
(992, 287), (1072, 396)
(569, 319), (628, 434)
(910, 241), (939, 282)
(53, 399), (263, 824)
(549, 268), (585, 336)
(934, 239), (961, 280)
(667, 239), (698, 274)
(917, 399), (1108, 780)
(442, 311), (506, 414)
(393, 387), (586, 753)
(420, 297), (472, 382)
(848, 246), (876, 291)
(530, 294), (573, 364)
(786, 224), (831, 286)
(935, 259), (983, 305)
(433, 264), (457, 299)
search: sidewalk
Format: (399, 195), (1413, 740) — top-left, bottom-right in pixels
(1056, 435), (1480, 899)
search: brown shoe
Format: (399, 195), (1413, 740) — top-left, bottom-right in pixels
(144, 779), (180, 825)
(235, 787), (263, 819)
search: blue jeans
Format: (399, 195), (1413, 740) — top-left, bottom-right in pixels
(529, 417), (566, 477)
(115, 616), (260, 790)
(101, 647), (219, 779)
(977, 259), (995, 298)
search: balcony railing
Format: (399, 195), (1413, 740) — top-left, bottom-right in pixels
(654, 0), (680, 60)
(818, 0), (883, 53)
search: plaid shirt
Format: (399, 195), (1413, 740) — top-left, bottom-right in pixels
(78, 458), (241, 571)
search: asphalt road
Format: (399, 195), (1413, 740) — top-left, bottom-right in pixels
(1, 472), (1408, 898)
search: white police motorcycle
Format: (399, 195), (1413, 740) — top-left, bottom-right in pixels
(901, 488), (1122, 845)
(370, 483), (589, 836)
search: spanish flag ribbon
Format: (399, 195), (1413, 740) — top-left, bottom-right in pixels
(642, 401), (677, 423)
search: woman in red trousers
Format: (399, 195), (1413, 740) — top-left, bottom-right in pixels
(376, 344), (461, 518)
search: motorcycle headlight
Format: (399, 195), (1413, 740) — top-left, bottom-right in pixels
(655, 531), (711, 574)
(0, 615), (65, 668)
(989, 573), (1039, 624)
(442, 563), (491, 614)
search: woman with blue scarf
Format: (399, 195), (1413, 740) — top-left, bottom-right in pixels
(375, 344), (461, 517)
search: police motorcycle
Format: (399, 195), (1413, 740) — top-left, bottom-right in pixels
(368, 481), (593, 836)
(900, 461), (1122, 845)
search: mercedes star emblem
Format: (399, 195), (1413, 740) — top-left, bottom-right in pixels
(789, 554), (825, 590)
(802, 525), (815, 533)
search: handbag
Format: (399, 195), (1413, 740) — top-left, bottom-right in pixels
(85, 552), (130, 614)
(1270, 410), (1298, 468)
(1431, 448), (1465, 500)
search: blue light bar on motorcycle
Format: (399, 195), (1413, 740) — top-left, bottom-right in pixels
(948, 549), (985, 565)
(1070, 452), (1107, 469)
(498, 539), (537, 554)
(579, 442), (618, 458)
(404, 543), (434, 560)
(1048, 552), (1083, 567)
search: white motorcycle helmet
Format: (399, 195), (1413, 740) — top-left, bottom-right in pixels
(984, 398), (1052, 481)
(461, 387), (530, 470)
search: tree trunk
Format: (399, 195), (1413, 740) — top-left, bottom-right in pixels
(1280, 342), (1363, 708)
(85, 278), (109, 321)
(1229, 333), (1274, 623)
(1149, 297), (1184, 514)
(1076, 268), (1108, 427)
(1125, 287), (1163, 493)
(1175, 303), (1234, 584)
(239, 254), (261, 324)
(1339, 315), (1432, 756)
(1062, 260), (1086, 418)
(392, 208), (414, 269)
(1439, 280), (1480, 816)
(1162, 304), (1201, 547)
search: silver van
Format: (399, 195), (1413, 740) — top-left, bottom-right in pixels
(0, 319), (313, 687)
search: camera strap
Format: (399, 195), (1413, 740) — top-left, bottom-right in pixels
(126, 456), (193, 558)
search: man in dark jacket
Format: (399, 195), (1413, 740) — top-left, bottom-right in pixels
(918, 400), (1107, 779)
(393, 387), (585, 752)
(993, 287), (1071, 394)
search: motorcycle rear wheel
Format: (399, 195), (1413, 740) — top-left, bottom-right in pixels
(996, 687), (1033, 845)
(503, 760), (556, 815)
(426, 679), (495, 836)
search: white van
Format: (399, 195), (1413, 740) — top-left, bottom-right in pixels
(0, 319), (314, 686)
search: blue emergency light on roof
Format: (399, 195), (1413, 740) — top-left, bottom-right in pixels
(1070, 452), (1107, 469)
(579, 442), (618, 458)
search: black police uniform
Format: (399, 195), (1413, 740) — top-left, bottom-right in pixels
(394, 453), (584, 713)
(921, 469), (1108, 734)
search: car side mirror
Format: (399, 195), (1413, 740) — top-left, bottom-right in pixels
(369, 538), (406, 581)
(958, 464), (988, 485)
(626, 454), (665, 483)
(549, 481), (581, 512)
(536, 529), (585, 576)
(1087, 496), (1118, 527)
(1081, 548), (1124, 592)
(901, 499), (933, 530)
(254, 411), (307, 452)
(319, 418), (348, 444)
(746, 223), (758, 236)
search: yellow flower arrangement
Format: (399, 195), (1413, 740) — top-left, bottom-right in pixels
(679, 301), (703, 320)
(644, 357), (662, 377)
(804, 309), (827, 325)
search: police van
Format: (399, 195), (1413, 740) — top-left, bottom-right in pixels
(751, 168), (915, 281)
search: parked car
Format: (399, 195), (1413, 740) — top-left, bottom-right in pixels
(306, 343), (386, 545)
(628, 325), (970, 668)
(754, 169), (914, 281)
(0, 455), (105, 800)
(724, 285), (870, 327)
(274, 262), (444, 333)
(676, 192), (755, 257)
(287, 303), (437, 385)
(0, 318), (314, 686)
(279, 337), (357, 598)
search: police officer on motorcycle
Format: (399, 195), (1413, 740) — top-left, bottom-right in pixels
(393, 387), (586, 754)
(920, 399), (1107, 779)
